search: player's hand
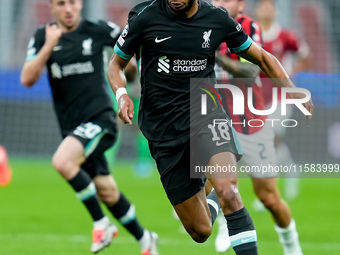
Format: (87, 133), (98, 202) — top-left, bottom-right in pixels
(288, 92), (314, 119)
(118, 94), (134, 125)
(45, 24), (62, 49)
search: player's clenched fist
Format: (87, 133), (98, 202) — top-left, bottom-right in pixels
(45, 24), (62, 48)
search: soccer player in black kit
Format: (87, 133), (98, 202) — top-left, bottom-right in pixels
(20, 0), (158, 254)
(108, 0), (313, 254)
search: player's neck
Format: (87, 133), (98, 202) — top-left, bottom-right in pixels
(260, 20), (273, 31)
(58, 17), (82, 33)
(234, 13), (243, 20)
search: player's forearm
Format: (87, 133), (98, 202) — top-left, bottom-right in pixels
(20, 44), (54, 87)
(259, 50), (296, 88)
(124, 57), (137, 83)
(240, 43), (295, 88)
(107, 54), (128, 94)
(215, 52), (259, 79)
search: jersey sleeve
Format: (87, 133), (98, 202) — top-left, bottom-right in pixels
(97, 20), (122, 47)
(25, 28), (45, 62)
(220, 9), (252, 55)
(113, 7), (144, 61)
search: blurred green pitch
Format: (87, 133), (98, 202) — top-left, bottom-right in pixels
(1, 158), (339, 255)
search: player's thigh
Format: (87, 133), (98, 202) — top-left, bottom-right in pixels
(194, 124), (243, 212)
(205, 179), (213, 195)
(205, 151), (239, 179)
(251, 177), (280, 201)
(53, 136), (86, 167)
(192, 120), (242, 179)
(148, 135), (206, 206)
(173, 188), (212, 236)
(237, 123), (277, 178)
(207, 152), (244, 213)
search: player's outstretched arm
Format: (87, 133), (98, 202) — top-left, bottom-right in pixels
(239, 42), (289, 80)
(215, 51), (260, 80)
(20, 24), (62, 87)
(124, 57), (138, 83)
(107, 54), (134, 125)
(239, 42), (314, 119)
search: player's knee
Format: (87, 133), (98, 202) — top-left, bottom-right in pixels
(97, 187), (120, 206)
(52, 154), (63, 172)
(52, 154), (74, 176)
(188, 224), (212, 243)
(214, 180), (240, 209)
(258, 191), (279, 210)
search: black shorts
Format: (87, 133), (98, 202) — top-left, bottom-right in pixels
(149, 120), (242, 206)
(191, 119), (243, 169)
(63, 110), (117, 178)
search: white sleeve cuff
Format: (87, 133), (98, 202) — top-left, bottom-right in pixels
(116, 87), (128, 102)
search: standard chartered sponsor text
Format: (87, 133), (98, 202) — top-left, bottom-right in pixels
(51, 61), (94, 79)
(173, 58), (207, 72)
(63, 61), (94, 76)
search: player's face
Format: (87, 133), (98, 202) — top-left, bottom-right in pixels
(168, 0), (197, 16)
(256, 1), (276, 23)
(211, 0), (244, 19)
(50, 0), (83, 31)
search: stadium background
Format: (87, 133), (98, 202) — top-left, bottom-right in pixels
(1, 0), (339, 254)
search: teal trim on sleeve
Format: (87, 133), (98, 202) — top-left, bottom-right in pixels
(26, 55), (37, 61)
(232, 36), (252, 54)
(114, 44), (133, 60)
(138, 0), (157, 16)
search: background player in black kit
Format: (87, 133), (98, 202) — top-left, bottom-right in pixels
(20, 0), (158, 254)
(108, 0), (313, 255)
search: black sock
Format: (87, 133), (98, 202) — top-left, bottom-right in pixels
(207, 189), (220, 225)
(225, 207), (258, 255)
(108, 193), (144, 240)
(68, 170), (104, 221)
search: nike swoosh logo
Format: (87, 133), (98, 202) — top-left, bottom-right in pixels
(241, 237), (255, 243)
(216, 141), (229, 146)
(53, 45), (63, 51)
(155, 36), (172, 43)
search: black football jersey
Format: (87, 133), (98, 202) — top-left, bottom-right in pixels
(114, 0), (252, 141)
(25, 20), (121, 132)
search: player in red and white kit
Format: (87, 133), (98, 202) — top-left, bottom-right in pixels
(211, 1), (303, 254)
(256, 0), (312, 201)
